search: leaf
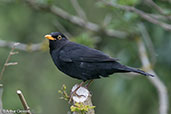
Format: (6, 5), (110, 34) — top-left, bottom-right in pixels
(117, 0), (140, 5)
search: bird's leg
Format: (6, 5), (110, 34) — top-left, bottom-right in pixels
(69, 81), (86, 103)
(85, 80), (94, 88)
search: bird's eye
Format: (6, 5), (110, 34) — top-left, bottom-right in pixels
(57, 35), (62, 40)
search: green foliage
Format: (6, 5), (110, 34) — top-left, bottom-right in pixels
(117, 0), (140, 5)
(58, 84), (95, 113)
(70, 102), (95, 114)
(71, 33), (96, 48)
(58, 84), (70, 101)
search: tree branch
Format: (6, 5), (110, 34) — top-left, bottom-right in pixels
(102, 1), (171, 31)
(0, 43), (19, 80)
(0, 40), (42, 51)
(0, 85), (14, 114)
(71, 84), (95, 114)
(70, 0), (87, 20)
(0, 84), (3, 111)
(53, 20), (72, 38)
(144, 0), (171, 20)
(136, 38), (169, 114)
(24, 0), (128, 39)
(17, 90), (32, 114)
(137, 23), (156, 65)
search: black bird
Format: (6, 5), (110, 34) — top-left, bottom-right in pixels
(45, 32), (154, 85)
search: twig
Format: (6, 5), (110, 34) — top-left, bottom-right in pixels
(103, 13), (112, 26)
(136, 38), (169, 114)
(0, 43), (19, 80)
(0, 40), (42, 51)
(17, 90), (32, 114)
(145, 0), (165, 15)
(145, 0), (171, 20)
(0, 84), (3, 110)
(71, 0), (87, 20)
(102, 1), (171, 31)
(24, 0), (128, 39)
(137, 23), (156, 65)
(148, 14), (170, 21)
(53, 20), (72, 38)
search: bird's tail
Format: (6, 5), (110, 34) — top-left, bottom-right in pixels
(113, 63), (154, 77)
(124, 66), (154, 77)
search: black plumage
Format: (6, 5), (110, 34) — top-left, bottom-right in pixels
(45, 32), (154, 81)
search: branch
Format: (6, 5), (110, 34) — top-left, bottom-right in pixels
(24, 0), (128, 39)
(71, 84), (95, 114)
(0, 85), (14, 114)
(136, 38), (169, 114)
(17, 90), (32, 114)
(145, 0), (171, 20)
(0, 40), (42, 51)
(103, 13), (112, 26)
(58, 84), (95, 113)
(0, 84), (3, 110)
(0, 43), (19, 80)
(102, 1), (171, 31)
(53, 20), (72, 38)
(70, 0), (87, 20)
(137, 23), (156, 65)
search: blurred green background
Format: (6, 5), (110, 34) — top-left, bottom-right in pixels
(0, 0), (170, 114)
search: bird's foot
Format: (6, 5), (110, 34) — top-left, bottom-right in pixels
(84, 80), (94, 89)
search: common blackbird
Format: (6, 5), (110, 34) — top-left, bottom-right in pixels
(45, 32), (154, 82)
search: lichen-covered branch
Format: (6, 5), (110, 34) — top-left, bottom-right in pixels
(58, 84), (95, 114)
(136, 38), (169, 114)
(137, 23), (156, 65)
(0, 40), (44, 51)
(71, 84), (95, 114)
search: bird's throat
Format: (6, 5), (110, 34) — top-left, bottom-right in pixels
(49, 40), (69, 51)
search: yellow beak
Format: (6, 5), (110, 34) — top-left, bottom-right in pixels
(45, 35), (56, 40)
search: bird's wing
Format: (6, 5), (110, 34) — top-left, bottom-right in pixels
(59, 42), (118, 62)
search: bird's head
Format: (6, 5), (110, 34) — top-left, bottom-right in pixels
(45, 32), (68, 50)
(45, 32), (68, 41)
